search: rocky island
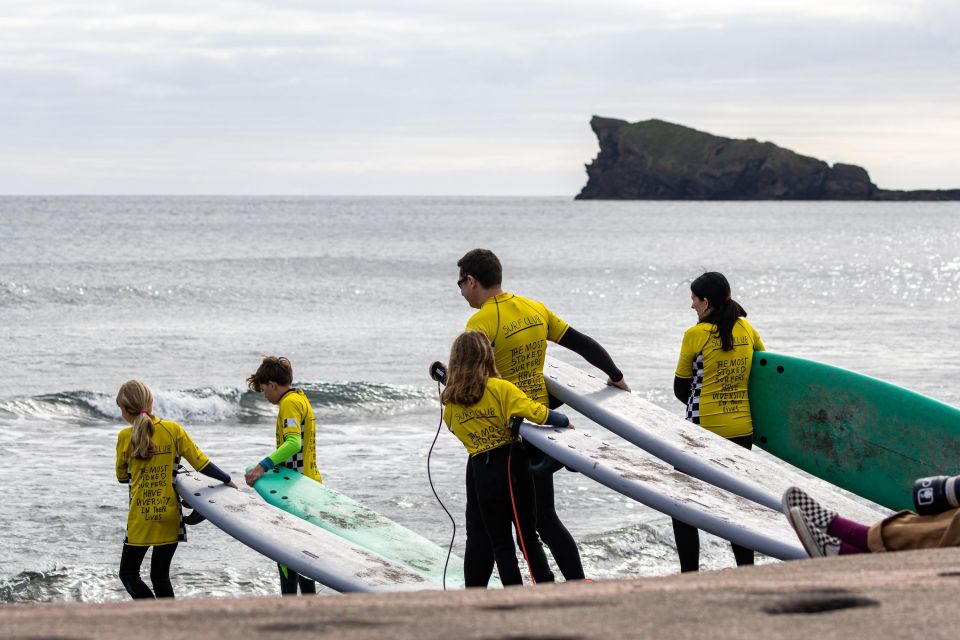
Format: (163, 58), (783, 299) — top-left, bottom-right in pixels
(576, 116), (960, 200)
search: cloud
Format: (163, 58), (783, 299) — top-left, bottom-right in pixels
(0, 1), (957, 193)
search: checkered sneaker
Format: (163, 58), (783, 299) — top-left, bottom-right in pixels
(786, 506), (840, 558)
(782, 486), (837, 529)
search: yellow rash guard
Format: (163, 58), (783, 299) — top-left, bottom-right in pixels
(466, 293), (569, 406)
(443, 377), (550, 456)
(115, 417), (210, 546)
(273, 388), (322, 483)
(674, 318), (765, 438)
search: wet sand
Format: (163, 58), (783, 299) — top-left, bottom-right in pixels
(3, 548), (959, 639)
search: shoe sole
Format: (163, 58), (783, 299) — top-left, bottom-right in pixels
(788, 506), (824, 557)
(782, 490), (824, 558)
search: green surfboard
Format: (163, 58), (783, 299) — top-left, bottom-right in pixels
(749, 351), (960, 511)
(254, 468), (472, 588)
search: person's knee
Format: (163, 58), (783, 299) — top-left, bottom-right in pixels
(535, 515), (567, 545)
(118, 566), (138, 583)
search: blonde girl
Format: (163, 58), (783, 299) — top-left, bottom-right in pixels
(441, 331), (573, 587)
(115, 380), (235, 599)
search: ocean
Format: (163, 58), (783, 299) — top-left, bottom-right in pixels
(0, 196), (957, 603)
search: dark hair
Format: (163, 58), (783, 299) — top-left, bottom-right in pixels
(690, 272), (747, 351)
(246, 355), (293, 391)
(457, 249), (502, 288)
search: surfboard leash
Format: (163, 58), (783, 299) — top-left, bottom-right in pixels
(507, 441), (537, 585)
(428, 378), (456, 590)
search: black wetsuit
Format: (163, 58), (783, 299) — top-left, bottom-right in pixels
(672, 376), (755, 571)
(465, 443), (554, 586)
(463, 327), (624, 584)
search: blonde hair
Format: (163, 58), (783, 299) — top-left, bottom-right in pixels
(117, 380), (156, 459)
(441, 331), (499, 407)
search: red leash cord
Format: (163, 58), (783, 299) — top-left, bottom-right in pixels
(507, 444), (536, 585)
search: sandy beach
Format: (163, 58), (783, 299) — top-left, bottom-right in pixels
(4, 547), (959, 639)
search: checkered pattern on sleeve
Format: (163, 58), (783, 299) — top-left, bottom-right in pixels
(282, 422), (306, 474)
(124, 469), (132, 543)
(283, 451), (304, 473)
(174, 454), (186, 541)
(684, 354), (704, 425)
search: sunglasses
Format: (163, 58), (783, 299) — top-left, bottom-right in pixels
(457, 275), (470, 287)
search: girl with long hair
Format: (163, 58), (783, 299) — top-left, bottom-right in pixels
(672, 272), (765, 572)
(441, 331), (572, 586)
(115, 380), (236, 599)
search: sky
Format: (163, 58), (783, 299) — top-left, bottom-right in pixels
(0, 0), (957, 195)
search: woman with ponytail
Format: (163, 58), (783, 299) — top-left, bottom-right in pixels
(671, 272), (765, 572)
(441, 331), (572, 587)
(115, 380), (236, 599)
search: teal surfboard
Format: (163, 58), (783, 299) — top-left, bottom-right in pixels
(254, 469), (472, 588)
(175, 473), (437, 592)
(749, 351), (960, 511)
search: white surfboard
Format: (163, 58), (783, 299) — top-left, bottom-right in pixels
(544, 356), (887, 524)
(174, 472), (440, 593)
(519, 423), (806, 560)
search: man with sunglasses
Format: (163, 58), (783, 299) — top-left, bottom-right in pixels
(452, 248), (629, 586)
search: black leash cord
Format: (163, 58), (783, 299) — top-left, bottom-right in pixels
(427, 379), (456, 590)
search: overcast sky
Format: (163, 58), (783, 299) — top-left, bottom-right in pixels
(1, 0), (957, 195)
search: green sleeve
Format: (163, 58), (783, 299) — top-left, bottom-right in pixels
(268, 433), (302, 466)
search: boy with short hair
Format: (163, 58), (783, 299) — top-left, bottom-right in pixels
(244, 355), (322, 595)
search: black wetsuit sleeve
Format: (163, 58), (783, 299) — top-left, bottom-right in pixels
(198, 461), (231, 484)
(673, 376), (690, 404)
(557, 327), (623, 382)
(545, 410), (570, 428)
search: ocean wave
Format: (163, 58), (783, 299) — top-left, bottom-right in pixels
(578, 520), (779, 578)
(0, 382), (435, 425)
(0, 566), (125, 604)
(0, 280), (221, 309)
(0, 565), (283, 603)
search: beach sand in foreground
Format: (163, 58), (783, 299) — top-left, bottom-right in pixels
(3, 548), (959, 639)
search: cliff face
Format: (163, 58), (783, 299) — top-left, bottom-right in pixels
(576, 117), (960, 201)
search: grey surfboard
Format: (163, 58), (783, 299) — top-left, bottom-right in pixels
(174, 472), (440, 593)
(520, 423), (807, 560)
(543, 356), (886, 524)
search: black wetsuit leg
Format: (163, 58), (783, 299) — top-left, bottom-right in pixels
(463, 457), (495, 587)
(470, 445), (554, 586)
(119, 543), (154, 599)
(671, 519), (701, 573)
(148, 543), (178, 598)
(119, 543), (178, 599)
(533, 470), (585, 580)
(297, 575), (317, 594)
(672, 434), (755, 572)
(727, 435), (755, 566)
(278, 564), (316, 595)
(278, 564), (298, 595)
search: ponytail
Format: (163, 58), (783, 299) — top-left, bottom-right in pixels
(129, 412), (156, 459)
(116, 380), (156, 459)
(691, 272), (747, 352)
